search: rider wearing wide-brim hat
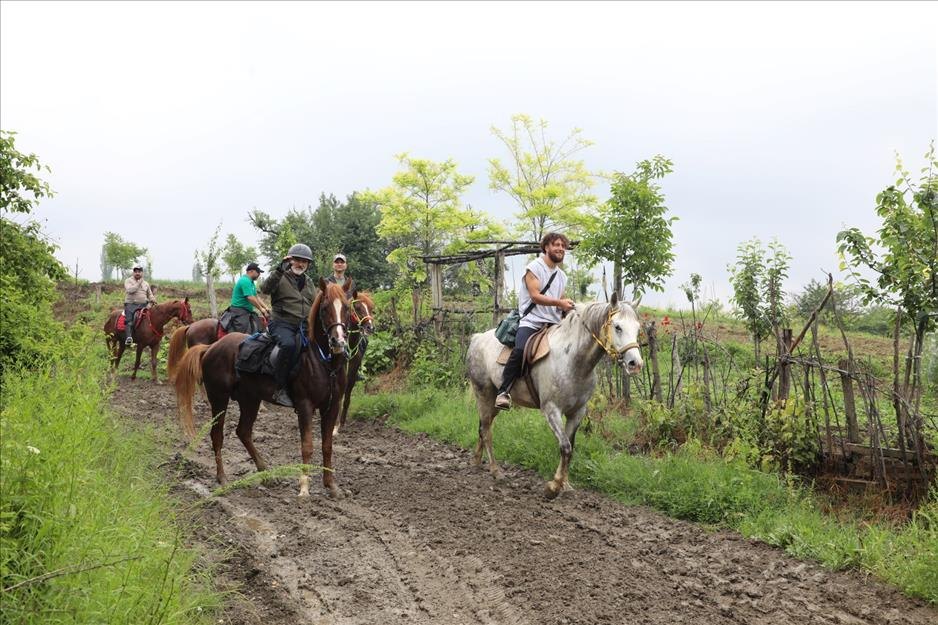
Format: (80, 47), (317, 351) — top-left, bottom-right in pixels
(260, 243), (319, 407)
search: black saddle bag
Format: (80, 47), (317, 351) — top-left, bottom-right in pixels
(235, 333), (277, 377)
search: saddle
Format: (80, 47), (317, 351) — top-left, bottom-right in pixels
(116, 308), (150, 332)
(235, 333), (278, 378)
(496, 325), (556, 407)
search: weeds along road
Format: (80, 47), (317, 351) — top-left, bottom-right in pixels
(111, 379), (936, 625)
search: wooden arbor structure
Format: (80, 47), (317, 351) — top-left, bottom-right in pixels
(419, 240), (579, 327)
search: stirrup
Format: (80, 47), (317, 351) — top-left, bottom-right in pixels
(495, 392), (511, 411)
(272, 388), (293, 408)
(125, 336), (133, 345)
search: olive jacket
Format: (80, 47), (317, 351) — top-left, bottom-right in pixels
(260, 268), (318, 327)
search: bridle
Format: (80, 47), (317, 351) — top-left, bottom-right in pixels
(318, 295), (349, 354)
(582, 304), (640, 363)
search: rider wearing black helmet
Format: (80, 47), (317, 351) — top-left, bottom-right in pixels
(260, 243), (319, 407)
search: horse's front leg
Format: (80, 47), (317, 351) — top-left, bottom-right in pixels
(130, 344), (145, 380)
(150, 344), (160, 384)
(543, 401), (577, 499)
(319, 392), (342, 498)
(295, 398), (315, 497)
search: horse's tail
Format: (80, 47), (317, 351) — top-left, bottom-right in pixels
(166, 325), (189, 382)
(175, 344), (210, 439)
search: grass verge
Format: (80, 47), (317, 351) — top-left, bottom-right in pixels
(0, 334), (218, 624)
(351, 386), (938, 604)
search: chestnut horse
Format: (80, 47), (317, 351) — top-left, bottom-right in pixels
(333, 291), (375, 437)
(166, 319), (221, 382)
(175, 279), (351, 496)
(104, 298), (193, 383)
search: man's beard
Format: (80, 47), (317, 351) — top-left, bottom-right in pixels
(291, 266), (306, 275)
(547, 251), (564, 264)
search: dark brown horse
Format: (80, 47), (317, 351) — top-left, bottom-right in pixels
(333, 291), (375, 437)
(167, 315), (269, 382)
(104, 299), (193, 383)
(175, 279), (351, 496)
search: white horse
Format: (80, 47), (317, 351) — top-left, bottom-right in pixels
(466, 293), (644, 498)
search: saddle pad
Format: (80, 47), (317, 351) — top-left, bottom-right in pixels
(116, 310), (148, 332)
(495, 325), (555, 366)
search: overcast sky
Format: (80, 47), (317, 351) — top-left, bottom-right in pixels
(2, 1), (935, 308)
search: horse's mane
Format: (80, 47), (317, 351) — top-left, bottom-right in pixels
(563, 301), (636, 336)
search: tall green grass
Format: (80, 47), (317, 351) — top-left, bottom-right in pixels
(351, 386), (938, 604)
(0, 333), (217, 624)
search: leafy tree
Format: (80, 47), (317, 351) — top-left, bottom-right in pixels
(249, 192), (395, 289)
(192, 256), (204, 282)
(101, 232), (147, 280)
(729, 238), (770, 363)
(489, 114), (597, 241)
(0, 130), (54, 214)
(565, 265), (594, 301)
(222, 233), (258, 283)
(366, 154), (496, 321)
(0, 131), (66, 375)
(837, 143), (938, 411)
(577, 156), (677, 298)
(196, 224), (223, 317)
(100, 243), (114, 281)
(764, 240), (791, 348)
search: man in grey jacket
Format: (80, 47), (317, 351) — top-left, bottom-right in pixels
(123, 265), (157, 345)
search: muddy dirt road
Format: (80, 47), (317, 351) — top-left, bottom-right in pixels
(112, 380), (935, 625)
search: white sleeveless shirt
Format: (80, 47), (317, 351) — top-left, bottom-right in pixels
(518, 257), (567, 330)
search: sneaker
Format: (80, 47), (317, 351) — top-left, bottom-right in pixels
(494, 392), (511, 411)
(272, 388), (293, 408)
(125, 336), (133, 345)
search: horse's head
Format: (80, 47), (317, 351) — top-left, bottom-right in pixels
(608, 292), (643, 375)
(350, 289), (375, 337)
(176, 297), (194, 325)
(313, 277), (351, 354)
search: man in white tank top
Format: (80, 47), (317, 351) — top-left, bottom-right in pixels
(495, 233), (575, 410)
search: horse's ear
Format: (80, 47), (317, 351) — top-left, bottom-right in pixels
(318, 276), (328, 291)
(351, 287), (359, 300)
(184, 296), (189, 304)
(343, 278), (353, 293)
(610, 291), (619, 307)
(630, 294), (642, 309)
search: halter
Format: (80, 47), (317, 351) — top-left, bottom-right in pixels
(317, 294), (348, 354)
(582, 305), (640, 362)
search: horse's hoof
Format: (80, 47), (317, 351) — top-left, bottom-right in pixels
(298, 475), (310, 497)
(332, 426), (341, 438)
(326, 484), (343, 499)
(543, 481), (561, 499)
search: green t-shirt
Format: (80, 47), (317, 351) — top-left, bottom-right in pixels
(231, 274), (257, 312)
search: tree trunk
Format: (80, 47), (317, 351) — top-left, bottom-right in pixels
(207, 273), (218, 318)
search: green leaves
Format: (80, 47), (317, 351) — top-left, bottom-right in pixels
(101, 232), (147, 279)
(0, 130), (54, 215)
(577, 156), (676, 295)
(366, 154), (491, 291)
(488, 114), (598, 241)
(837, 142), (938, 336)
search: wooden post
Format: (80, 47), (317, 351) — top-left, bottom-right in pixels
(778, 328), (793, 401)
(839, 358), (860, 443)
(702, 349), (712, 414)
(647, 322), (663, 403)
(95, 283), (102, 305)
(429, 263), (443, 331)
(670, 333), (682, 406)
(493, 250), (504, 326)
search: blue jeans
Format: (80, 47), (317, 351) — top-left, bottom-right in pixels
(123, 303), (146, 341)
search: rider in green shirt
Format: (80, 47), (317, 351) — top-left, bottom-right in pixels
(227, 262), (269, 333)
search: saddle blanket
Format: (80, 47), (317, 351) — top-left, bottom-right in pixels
(495, 325), (555, 366)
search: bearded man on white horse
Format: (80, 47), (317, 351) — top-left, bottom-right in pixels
(495, 232), (575, 411)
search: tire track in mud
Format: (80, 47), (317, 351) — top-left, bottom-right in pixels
(113, 380), (936, 625)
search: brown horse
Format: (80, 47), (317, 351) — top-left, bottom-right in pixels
(333, 291), (375, 437)
(175, 279), (351, 496)
(167, 314), (268, 382)
(166, 318), (223, 382)
(104, 298), (193, 383)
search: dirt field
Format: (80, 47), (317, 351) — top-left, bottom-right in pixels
(110, 379), (936, 625)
